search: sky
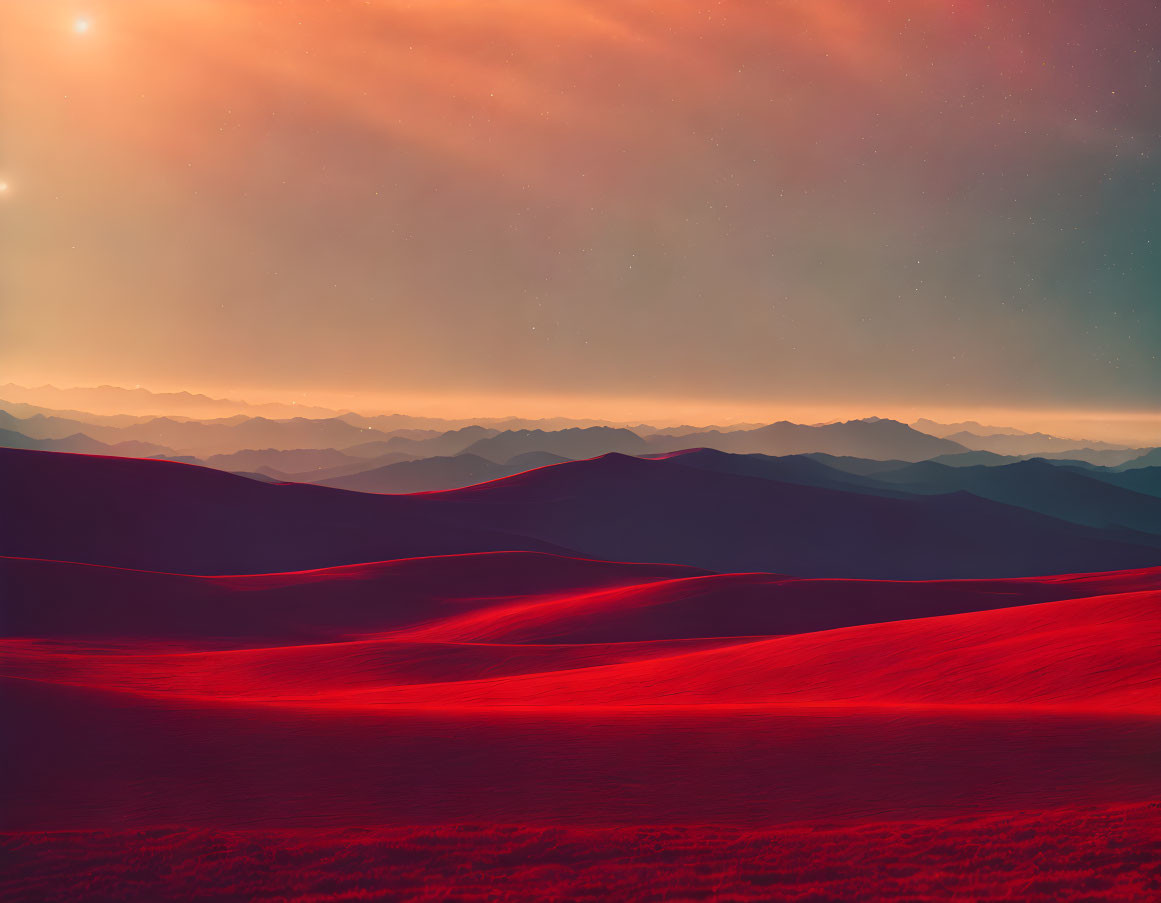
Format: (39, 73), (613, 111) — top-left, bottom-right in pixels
(1, 1), (1158, 434)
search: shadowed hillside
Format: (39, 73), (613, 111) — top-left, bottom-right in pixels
(4, 448), (1161, 578)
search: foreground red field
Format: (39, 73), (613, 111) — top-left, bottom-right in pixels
(2, 553), (1158, 899)
(4, 804), (1159, 902)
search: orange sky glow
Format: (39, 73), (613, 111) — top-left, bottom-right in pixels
(2, 1), (1158, 439)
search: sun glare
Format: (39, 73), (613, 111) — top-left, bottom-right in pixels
(73, 17), (91, 34)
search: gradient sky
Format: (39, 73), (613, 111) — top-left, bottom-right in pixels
(1, 1), (1158, 428)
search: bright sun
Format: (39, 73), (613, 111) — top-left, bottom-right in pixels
(73, 17), (91, 34)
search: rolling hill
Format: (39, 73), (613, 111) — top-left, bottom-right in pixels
(650, 447), (896, 494)
(0, 448), (570, 574)
(5, 447), (1160, 578)
(8, 551), (1155, 643)
(2, 554), (1156, 838)
(423, 452), (1161, 577)
(1073, 465), (1161, 499)
(871, 458), (1161, 534)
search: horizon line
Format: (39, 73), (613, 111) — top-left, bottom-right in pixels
(2, 380), (1161, 445)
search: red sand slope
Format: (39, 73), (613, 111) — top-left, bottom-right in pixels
(3, 554), (1158, 898)
(4, 552), (1157, 642)
(3, 555), (1158, 710)
(3, 588), (1157, 711)
(0, 552), (703, 641)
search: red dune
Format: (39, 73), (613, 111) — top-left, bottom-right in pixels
(3, 584), (1158, 711)
(0, 552), (701, 641)
(393, 565), (1161, 644)
(3, 552), (1158, 898)
(4, 552), (1157, 642)
(391, 589), (1159, 711)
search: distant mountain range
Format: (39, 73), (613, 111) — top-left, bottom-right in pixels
(201, 447), (361, 474)
(0, 426), (171, 458)
(0, 383), (340, 420)
(644, 419), (969, 461)
(462, 427), (650, 462)
(0, 409), (396, 455)
(382, 425), (502, 458)
(264, 451), (419, 482)
(0, 410), (972, 461)
(1122, 448), (1161, 469)
(319, 452), (569, 493)
(1060, 464), (1161, 499)
(0, 384), (701, 433)
(929, 447), (1155, 468)
(912, 418), (1030, 438)
(943, 430), (1131, 456)
(3, 397), (1158, 484)
(339, 412), (672, 433)
(871, 458), (1161, 535)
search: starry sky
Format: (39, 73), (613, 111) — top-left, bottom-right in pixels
(1, 1), (1158, 432)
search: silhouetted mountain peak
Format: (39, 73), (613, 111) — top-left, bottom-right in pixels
(647, 447), (725, 461)
(914, 418), (1029, 438)
(1006, 457), (1058, 471)
(1120, 448), (1161, 470)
